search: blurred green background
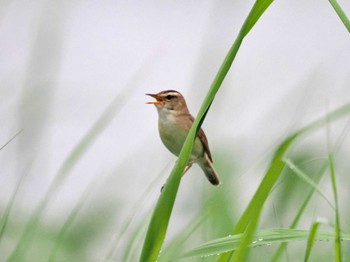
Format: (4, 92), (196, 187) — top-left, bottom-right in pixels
(1, 0), (350, 261)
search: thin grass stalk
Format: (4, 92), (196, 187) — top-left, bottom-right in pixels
(329, 0), (350, 32)
(0, 129), (23, 151)
(284, 158), (334, 209)
(328, 154), (342, 261)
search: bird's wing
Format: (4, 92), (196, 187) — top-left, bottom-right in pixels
(188, 115), (213, 162)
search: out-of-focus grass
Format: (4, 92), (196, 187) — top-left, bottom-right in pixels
(106, 164), (169, 262)
(4, 1), (64, 260)
(219, 103), (350, 262)
(3, 6), (163, 256)
(47, 177), (99, 262)
(157, 214), (208, 262)
(284, 158), (334, 209)
(2, 28), (160, 262)
(0, 130), (24, 242)
(7, 88), (136, 261)
(271, 119), (350, 262)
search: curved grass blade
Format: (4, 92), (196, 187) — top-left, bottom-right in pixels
(329, 0), (350, 33)
(284, 158), (334, 209)
(271, 120), (350, 262)
(219, 103), (350, 262)
(179, 228), (350, 258)
(139, 0), (275, 261)
(304, 221), (321, 262)
(223, 139), (291, 261)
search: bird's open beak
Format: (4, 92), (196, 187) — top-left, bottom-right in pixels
(146, 93), (163, 105)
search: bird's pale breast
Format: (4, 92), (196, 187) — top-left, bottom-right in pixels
(158, 113), (203, 160)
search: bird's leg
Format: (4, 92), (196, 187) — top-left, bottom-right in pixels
(161, 160), (197, 192)
(182, 160), (196, 177)
(161, 160), (195, 192)
(182, 165), (191, 176)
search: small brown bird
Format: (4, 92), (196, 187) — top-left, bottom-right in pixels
(146, 90), (220, 185)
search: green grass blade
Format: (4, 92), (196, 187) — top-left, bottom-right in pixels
(139, 155), (188, 261)
(220, 104), (350, 262)
(179, 228), (350, 258)
(243, 0), (275, 35)
(304, 221), (321, 262)
(226, 139), (291, 262)
(329, 0), (350, 32)
(284, 158), (334, 209)
(271, 120), (350, 262)
(329, 154), (342, 261)
(139, 1), (275, 261)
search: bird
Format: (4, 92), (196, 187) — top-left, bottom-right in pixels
(146, 90), (220, 185)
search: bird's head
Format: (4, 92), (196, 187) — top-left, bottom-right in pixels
(146, 90), (189, 114)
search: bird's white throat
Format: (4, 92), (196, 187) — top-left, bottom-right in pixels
(156, 107), (179, 123)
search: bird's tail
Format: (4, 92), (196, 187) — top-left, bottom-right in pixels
(198, 153), (220, 186)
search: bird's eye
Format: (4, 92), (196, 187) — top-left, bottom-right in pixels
(165, 95), (174, 100)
